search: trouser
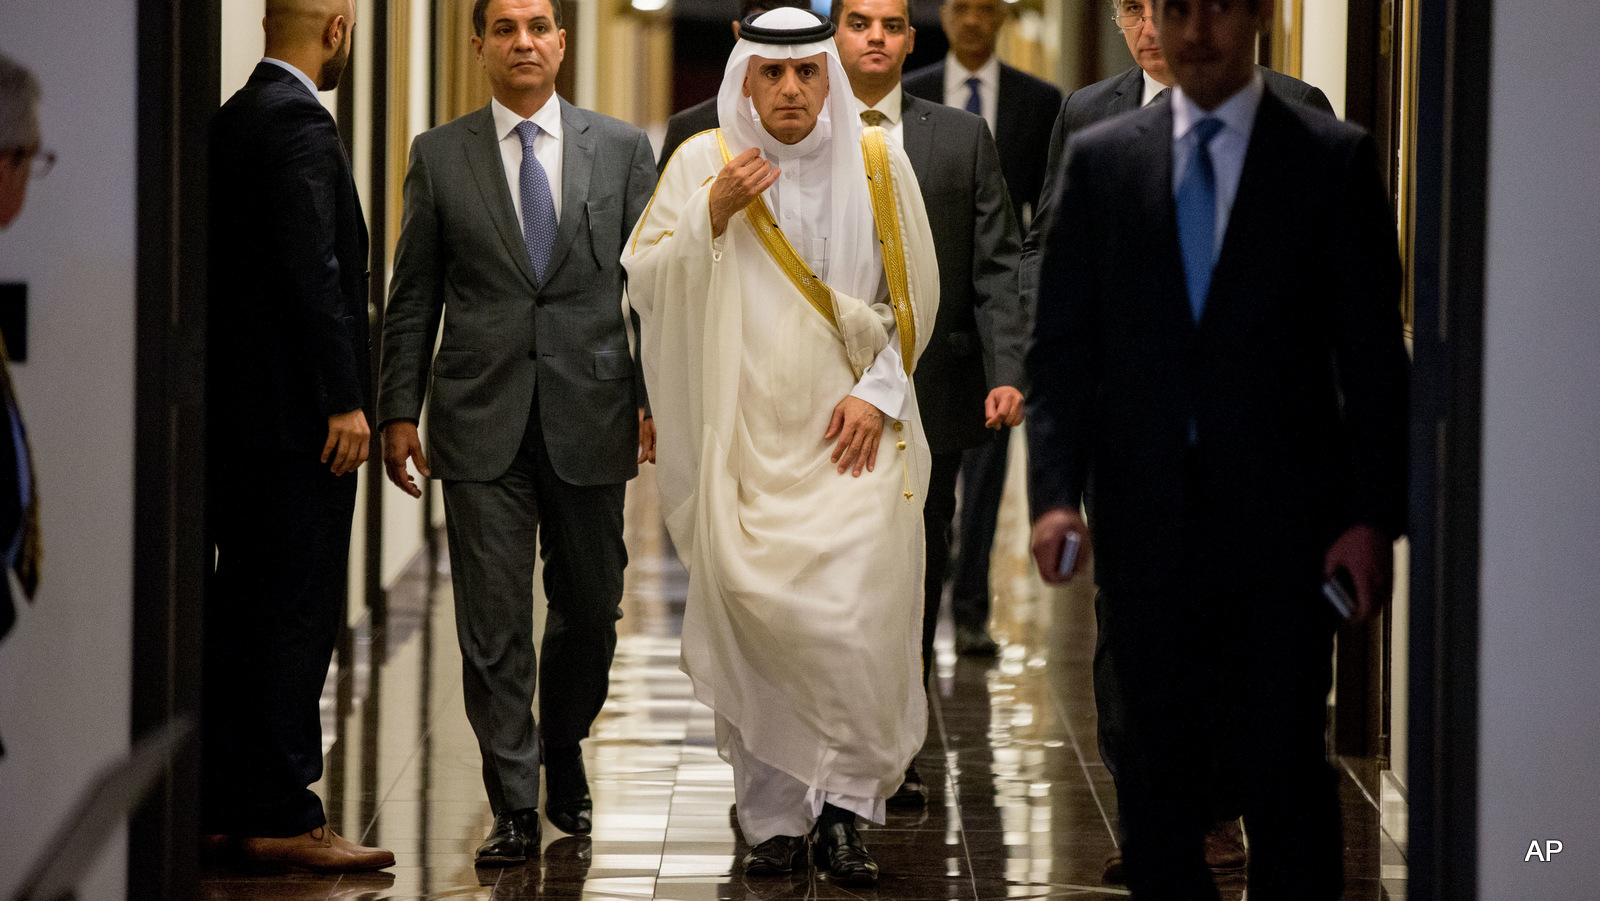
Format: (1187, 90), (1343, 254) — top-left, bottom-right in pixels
(919, 450), (963, 683)
(442, 405), (627, 814)
(950, 426), (1010, 631)
(203, 449), (357, 836)
(720, 716), (884, 846)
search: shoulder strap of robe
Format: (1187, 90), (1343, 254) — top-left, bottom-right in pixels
(859, 125), (916, 375)
(715, 130), (839, 330)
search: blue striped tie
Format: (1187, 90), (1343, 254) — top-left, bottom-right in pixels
(964, 76), (982, 117)
(1175, 117), (1224, 320)
(515, 120), (557, 283)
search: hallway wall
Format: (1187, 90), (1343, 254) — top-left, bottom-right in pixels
(1478, 0), (1600, 894)
(0, 4), (138, 899)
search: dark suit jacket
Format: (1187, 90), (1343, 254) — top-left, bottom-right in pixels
(209, 62), (372, 454)
(897, 94), (1026, 453)
(659, 97), (718, 175)
(1026, 88), (1408, 593)
(1023, 65), (1333, 312)
(902, 60), (1064, 224)
(0, 389), (18, 643)
(379, 100), (656, 486)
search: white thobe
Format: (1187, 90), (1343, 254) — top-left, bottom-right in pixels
(623, 128), (940, 844)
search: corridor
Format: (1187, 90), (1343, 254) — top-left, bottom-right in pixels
(198, 455), (1407, 900)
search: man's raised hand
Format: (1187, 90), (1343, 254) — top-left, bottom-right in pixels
(709, 147), (781, 238)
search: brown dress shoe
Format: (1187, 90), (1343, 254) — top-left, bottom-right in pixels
(239, 825), (395, 873)
(1203, 818), (1247, 873)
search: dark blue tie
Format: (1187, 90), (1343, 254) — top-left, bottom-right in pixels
(515, 120), (557, 283)
(964, 76), (982, 117)
(1175, 117), (1224, 320)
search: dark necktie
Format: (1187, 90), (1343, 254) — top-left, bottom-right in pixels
(1150, 87), (1171, 106)
(964, 76), (982, 117)
(514, 120), (558, 283)
(1175, 117), (1225, 320)
(860, 110), (886, 128)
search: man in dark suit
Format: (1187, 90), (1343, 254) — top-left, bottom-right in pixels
(832, 0), (1025, 805)
(205, 0), (393, 872)
(902, 0), (1062, 659)
(379, 0), (656, 866)
(0, 53), (44, 760)
(1027, 0), (1408, 895)
(1022, 0), (1333, 885)
(656, 0), (809, 171)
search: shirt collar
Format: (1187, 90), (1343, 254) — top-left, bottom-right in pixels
(853, 83), (904, 126)
(261, 58), (320, 99)
(947, 53), (1000, 88)
(1171, 71), (1264, 143)
(492, 92), (564, 144)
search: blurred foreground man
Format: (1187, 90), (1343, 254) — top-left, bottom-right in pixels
(0, 53), (46, 759)
(831, 0), (1023, 805)
(1027, 0), (1408, 896)
(380, 0), (655, 866)
(623, 8), (938, 886)
(206, 0), (393, 871)
(1023, 0), (1332, 885)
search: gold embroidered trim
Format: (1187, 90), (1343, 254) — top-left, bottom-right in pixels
(631, 128), (720, 255)
(860, 126), (916, 375)
(715, 130), (839, 329)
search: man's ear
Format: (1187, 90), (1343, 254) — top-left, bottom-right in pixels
(326, 14), (345, 51)
(907, 25), (915, 54)
(1255, 0), (1276, 31)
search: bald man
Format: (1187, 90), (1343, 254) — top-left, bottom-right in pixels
(204, 0), (393, 871)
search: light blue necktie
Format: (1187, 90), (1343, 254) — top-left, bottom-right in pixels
(964, 76), (982, 117)
(1175, 117), (1224, 320)
(515, 120), (558, 283)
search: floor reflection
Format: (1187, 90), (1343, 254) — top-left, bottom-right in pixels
(199, 442), (1406, 900)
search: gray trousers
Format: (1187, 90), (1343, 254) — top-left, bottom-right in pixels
(442, 409), (627, 814)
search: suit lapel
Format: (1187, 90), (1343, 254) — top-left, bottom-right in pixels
(463, 104), (540, 292)
(1201, 91), (1287, 329)
(1109, 66), (1144, 117)
(546, 99), (594, 280)
(995, 64), (1020, 144)
(1132, 106), (1192, 329)
(899, 95), (935, 180)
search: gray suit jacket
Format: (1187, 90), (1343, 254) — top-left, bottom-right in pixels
(379, 99), (657, 485)
(1022, 65), (1333, 314)
(898, 94), (1025, 453)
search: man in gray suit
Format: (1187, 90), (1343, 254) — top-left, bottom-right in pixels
(1020, 0), (1332, 884)
(378, 0), (656, 867)
(832, 0), (1025, 807)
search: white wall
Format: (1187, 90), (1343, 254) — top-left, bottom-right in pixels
(1478, 0), (1600, 894)
(1299, 0), (1347, 118)
(0, 4), (138, 898)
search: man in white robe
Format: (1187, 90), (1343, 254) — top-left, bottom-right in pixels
(622, 7), (939, 887)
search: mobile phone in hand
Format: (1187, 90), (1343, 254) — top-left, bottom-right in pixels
(1057, 532), (1082, 578)
(1323, 569), (1357, 621)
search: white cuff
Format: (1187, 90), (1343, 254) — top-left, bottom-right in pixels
(849, 339), (908, 420)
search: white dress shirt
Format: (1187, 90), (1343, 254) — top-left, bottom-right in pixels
(942, 53), (1000, 136)
(853, 83), (906, 149)
(1171, 74), (1265, 259)
(261, 57), (319, 98)
(492, 93), (564, 232)
(1141, 69), (1168, 107)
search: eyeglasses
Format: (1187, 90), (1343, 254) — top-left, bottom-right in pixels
(1112, 10), (1152, 30)
(5, 146), (55, 179)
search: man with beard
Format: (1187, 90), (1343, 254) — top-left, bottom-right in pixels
(205, 0), (393, 872)
(623, 8), (938, 886)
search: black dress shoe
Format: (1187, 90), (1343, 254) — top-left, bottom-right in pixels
(887, 762), (927, 808)
(544, 749), (593, 836)
(742, 834), (808, 877)
(476, 808), (540, 867)
(954, 625), (1000, 657)
(811, 820), (879, 887)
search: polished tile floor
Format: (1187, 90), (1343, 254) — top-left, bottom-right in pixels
(200, 455), (1408, 900)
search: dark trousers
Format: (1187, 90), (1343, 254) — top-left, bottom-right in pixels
(950, 427), (1009, 630)
(441, 405), (626, 814)
(203, 450), (357, 836)
(920, 450), (963, 683)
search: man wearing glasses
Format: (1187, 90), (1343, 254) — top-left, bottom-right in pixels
(1020, 0), (1331, 885)
(0, 52), (49, 757)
